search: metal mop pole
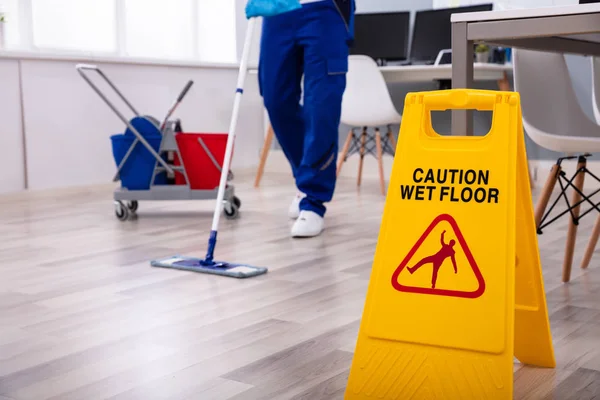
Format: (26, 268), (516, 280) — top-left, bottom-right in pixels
(203, 17), (256, 264)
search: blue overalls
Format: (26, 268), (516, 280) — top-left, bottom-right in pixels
(258, 0), (355, 217)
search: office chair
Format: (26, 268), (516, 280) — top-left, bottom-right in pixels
(513, 48), (600, 282)
(338, 55), (402, 195)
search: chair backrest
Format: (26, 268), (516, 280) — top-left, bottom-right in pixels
(591, 57), (600, 124)
(341, 55), (401, 127)
(513, 48), (598, 138)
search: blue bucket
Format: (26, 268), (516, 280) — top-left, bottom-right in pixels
(111, 134), (168, 190)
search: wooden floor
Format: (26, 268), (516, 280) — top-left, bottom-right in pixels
(1, 171), (600, 400)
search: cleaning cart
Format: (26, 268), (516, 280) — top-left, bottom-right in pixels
(76, 64), (241, 221)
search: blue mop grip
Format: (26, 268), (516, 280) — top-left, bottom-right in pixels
(245, 0), (301, 18)
(204, 230), (218, 264)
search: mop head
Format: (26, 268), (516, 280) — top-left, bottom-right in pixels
(150, 256), (268, 278)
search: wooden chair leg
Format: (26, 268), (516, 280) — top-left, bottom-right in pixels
(563, 157), (587, 283)
(581, 213), (600, 269)
(497, 71), (511, 92)
(375, 129), (385, 195)
(254, 125), (274, 188)
(387, 128), (397, 153)
(357, 128), (367, 187)
(534, 163), (561, 228)
(337, 129), (354, 177)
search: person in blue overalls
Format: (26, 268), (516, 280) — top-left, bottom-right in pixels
(259, 0), (355, 238)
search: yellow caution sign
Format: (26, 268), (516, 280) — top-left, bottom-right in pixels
(345, 89), (555, 400)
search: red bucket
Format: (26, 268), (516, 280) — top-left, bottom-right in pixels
(174, 133), (229, 190)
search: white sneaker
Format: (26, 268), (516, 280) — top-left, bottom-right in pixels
(291, 210), (324, 238)
(288, 193), (306, 219)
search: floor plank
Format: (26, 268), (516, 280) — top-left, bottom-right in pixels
(1, 171), (600, 399)
(545, 368), (600, 400)
(289, 370), (350, 400)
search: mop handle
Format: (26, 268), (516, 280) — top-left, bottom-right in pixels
(210, 18), (256, 232)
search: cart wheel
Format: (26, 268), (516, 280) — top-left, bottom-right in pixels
(115, 201), (129, 221)
(233, 196), (241, 209)
(224, 202), (239, 219)
(127, 201), (138, 212)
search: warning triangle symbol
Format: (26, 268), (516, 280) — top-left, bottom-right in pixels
(391, 214), (485, 299)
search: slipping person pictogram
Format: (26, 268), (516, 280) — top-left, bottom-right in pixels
(391, 214), (485, 298)
(407, 230), (457, 289)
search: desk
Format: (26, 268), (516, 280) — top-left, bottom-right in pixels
(451, 3), (600, 135)
(451, 4), (600, 282)
(253, 62), (513, 187)
(380, 62), (511, 84)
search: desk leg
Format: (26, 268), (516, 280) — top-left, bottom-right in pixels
(254, 124), (274, 188)
(451, 22), (474, 136)
(495, 72), (533, 189)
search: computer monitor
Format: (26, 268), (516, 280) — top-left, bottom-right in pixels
(349, 12), (410, 62)
(410, 4), (494, 64)
(580, 0), (600, 3)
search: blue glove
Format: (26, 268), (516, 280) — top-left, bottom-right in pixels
(245, 0), (301, 18)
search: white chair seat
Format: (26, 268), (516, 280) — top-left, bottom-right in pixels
(342, 113), (402, 130)
(524, 123), (600, 154)
(513, 48), (600, 283)
(341, 55), (402, 128)
(591, 57), (600, 125)
(337, 55), (401, 195)
(513, 49), (600, 154)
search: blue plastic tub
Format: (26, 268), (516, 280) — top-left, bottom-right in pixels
(111, 134), (167, 190)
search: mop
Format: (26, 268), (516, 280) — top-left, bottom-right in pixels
(151, 0), (301, 278)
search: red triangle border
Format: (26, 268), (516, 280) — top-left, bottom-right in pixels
(390, 214), (485, 299)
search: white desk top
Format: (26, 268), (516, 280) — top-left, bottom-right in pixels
(380, 62), (511, 83)
(379, 63), (510, 73)
(451, 3), (600, 23)
(249, 62), (512, 83)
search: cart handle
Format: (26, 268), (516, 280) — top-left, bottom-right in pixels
(197, 137), (223, 174)
(178, 80), (194, 102)
(76, 63), (140, 123)
(160, 80), (194, 130)
(76, 64), (174, 176)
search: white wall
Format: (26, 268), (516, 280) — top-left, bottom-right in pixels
(0, 59), (25, 193)
(0, 55), (264, 192)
